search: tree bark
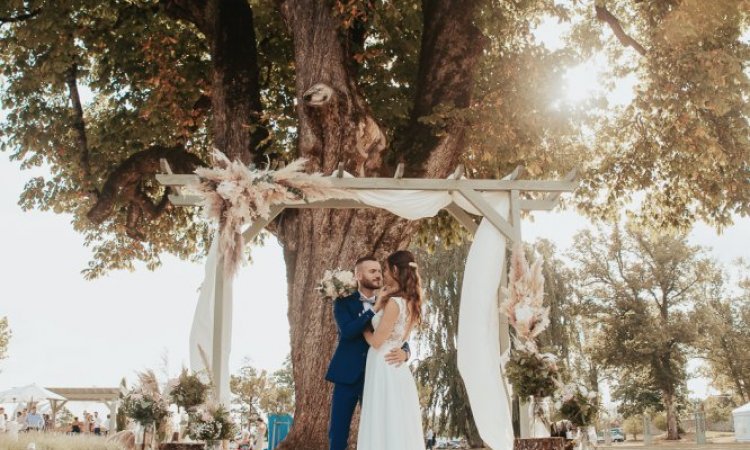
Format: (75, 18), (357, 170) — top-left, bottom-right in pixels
(204, 0), (267, 165)
(663, 392), (679, 440)
(274, 1), (485, 448)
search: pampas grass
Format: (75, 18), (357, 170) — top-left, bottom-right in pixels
(0, 432), (125, 450)
(192, 150), (355, 276)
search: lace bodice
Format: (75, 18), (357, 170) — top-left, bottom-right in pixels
(372, 297), (410, 348)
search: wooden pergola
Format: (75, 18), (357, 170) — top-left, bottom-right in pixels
(157, 161), (578, 438)
(46, 386), (125, 433)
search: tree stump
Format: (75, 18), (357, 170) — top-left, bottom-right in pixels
(158, 444), (206, 450)
(514, 437), (566, 450)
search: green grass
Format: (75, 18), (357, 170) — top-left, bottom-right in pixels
(0, 432), (125, 450)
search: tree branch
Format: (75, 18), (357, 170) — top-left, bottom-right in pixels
(159, 0), (210, 35)
(595, 4), (647, 56)
(65, 63), (98, 198)
(86, 145), (204, 225)
(0, 7), (41, 25)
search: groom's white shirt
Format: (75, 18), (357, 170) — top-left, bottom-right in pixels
(359, 290), (376, 313)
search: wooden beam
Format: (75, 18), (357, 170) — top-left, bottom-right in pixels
(509, 190), (522, 242)
(458, 188), (518, 242)
(394, 163), (405, 179)
(157, 173), (578, 192)
(241, 206), (285, 242)
(212, 255), (225, 402)
(159, 158), (184, 196)
(168, 194), (203, 206)
(519, 199), (557, 211)
(445, 202), (479, 234)
(452, 164), (465, 179)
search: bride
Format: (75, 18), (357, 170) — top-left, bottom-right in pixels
(357, 250), (426, 450)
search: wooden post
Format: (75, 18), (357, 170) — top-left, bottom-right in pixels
(213, 256), (225, 402)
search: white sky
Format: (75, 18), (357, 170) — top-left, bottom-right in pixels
(2, 13), (749, 417)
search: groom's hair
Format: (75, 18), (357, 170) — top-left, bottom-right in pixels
(355, 255), (378, 266)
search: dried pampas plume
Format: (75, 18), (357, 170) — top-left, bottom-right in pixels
(500, 244), (550, 350)
(192, 150), (356, 277)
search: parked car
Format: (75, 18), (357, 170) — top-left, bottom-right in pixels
(436, 438), (468, 448)
(610, 428), (626, 442)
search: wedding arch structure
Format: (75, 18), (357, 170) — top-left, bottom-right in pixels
(157, 160), (577, 450)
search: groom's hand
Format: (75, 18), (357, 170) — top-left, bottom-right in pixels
(384, 347), (408, 367)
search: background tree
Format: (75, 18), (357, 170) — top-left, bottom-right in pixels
(259, 355), (295, 416)
(232, 356), (295, 418)
(692, 260), (750, 403)
(2, 0), (749, 447)
(570, 223), (705, 440)
(0, 316), (10, 364)
(231, 361), (270, 419)
(414, 240), (482, 448)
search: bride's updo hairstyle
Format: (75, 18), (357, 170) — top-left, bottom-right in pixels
(386, 250), (423, 325)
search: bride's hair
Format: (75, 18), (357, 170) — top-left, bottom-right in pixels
(386, 250), (423, 325)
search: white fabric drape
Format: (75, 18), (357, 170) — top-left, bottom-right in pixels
(189, 239), (233, 406)
(190, 185), (514, 450)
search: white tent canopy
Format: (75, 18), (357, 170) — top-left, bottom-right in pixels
(733, 403), (750, 442)
(0, 383), (66, 403)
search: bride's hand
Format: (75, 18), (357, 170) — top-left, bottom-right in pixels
(374, 284), (397, 311)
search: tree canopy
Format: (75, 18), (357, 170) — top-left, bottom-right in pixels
(1, 0), (748, 277)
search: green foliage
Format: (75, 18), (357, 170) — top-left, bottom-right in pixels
(0, 316), (10, 362)
(623, 415), (644, 440)
(230, 356), (295, 417)
(187, 405), (235, 442)
(121, 389), (170, 426)
(505, 348), (559, 399)
(1, 0), (748, 276)
(169, 369), (209, 411)
(652, 412), (668, 432)
(691, 260), (750, 402)
(56, 406), (74, 428)
(413, 240), (482, 447)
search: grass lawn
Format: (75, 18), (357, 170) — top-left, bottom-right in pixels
(0, 432), (125, 450)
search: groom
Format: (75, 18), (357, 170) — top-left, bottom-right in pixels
(326, 255), (410, 450)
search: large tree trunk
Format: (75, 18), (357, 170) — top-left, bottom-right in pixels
(272, 1), (485, 448)
(663, 392), (679, 440)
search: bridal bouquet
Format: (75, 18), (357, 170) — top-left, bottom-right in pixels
(555, 383), (599, 427)
(186, 404), (235, 442)
(316, 269), (357, 300)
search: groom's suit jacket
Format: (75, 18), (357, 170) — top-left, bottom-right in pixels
(325, 292), (375, 385)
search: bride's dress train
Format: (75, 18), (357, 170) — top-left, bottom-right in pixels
(357, 297), (426, 450)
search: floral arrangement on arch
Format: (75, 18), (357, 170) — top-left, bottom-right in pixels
(186, 403), (235, 442)
(500, 245), (560, 400)
(121, 371), (171, 429)
(169, 368), (209, 411)
(555, 383), (600, 427)
(192, 150), (355, 276)
(316, 269), (357, 300)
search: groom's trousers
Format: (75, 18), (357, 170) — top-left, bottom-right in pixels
(329, 375), (365, 450)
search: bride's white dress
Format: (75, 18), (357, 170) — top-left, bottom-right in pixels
(357, 297), (426, 450)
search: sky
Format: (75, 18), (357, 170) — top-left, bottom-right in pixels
(1, 12), (750, 418)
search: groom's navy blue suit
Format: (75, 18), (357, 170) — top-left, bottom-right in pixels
(326, 291), (409, 450)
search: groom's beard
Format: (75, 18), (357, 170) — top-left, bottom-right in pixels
(360, 279), (382, 290)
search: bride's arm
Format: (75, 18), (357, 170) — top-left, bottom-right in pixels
(363, 300), (399, 350)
